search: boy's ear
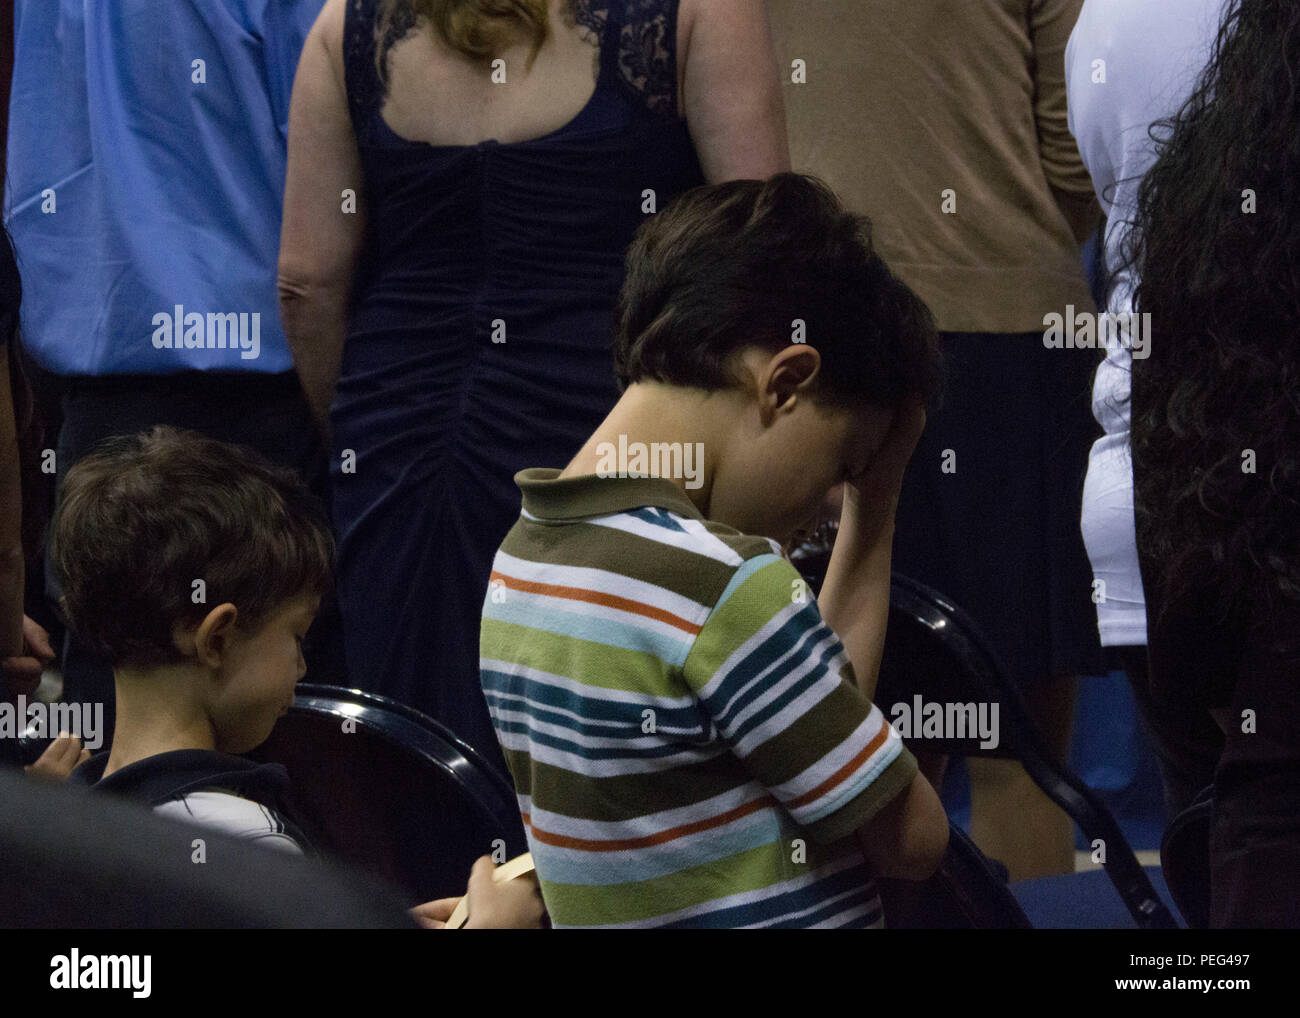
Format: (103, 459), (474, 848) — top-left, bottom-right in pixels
(764, 344), (822, 410)
(176, 603), (240, 670)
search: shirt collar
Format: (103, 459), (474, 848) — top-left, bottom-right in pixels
(515, 468), (706, 522)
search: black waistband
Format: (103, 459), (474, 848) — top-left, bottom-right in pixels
(61, 370), (302, 399)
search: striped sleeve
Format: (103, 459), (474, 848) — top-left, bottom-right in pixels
(681, 553), (918, 844)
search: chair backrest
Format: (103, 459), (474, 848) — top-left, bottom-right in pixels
(1160, 784), (1212, 929)
(790, 537), (1178, 930)
(881, 575), (1177, 929)
(879, 822), (1032, 928)
(250, 684), (527, 903)
(0, 766), (417, 928)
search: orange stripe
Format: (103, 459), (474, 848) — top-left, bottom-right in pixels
(520, 794), (780, 852)
(490, 570), (702, 635)
(784, 720), (894, 811)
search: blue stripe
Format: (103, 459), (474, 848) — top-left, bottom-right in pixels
(530, 805), (784, 886)
(481, 667), (704, 728)
(705, 612), (842, 738)
(625, 507), (688, 533)
(654, 862), (877, 929)
(484, 595), (696, 667)
(711, 553), (783, 611)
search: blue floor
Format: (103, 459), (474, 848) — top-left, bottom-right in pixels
(937, 670), (1181, 927)
(938, 669), (1167, 852)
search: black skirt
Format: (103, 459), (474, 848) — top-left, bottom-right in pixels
(890, 331), (1107, 691)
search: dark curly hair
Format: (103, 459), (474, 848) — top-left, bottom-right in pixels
(1125, 0), (1300, 642)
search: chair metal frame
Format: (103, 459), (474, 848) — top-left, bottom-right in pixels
(275, 683), (525, 857)
(881, 573), (1177, 929)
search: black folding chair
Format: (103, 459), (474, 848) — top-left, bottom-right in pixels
(250, 684), (527, 903)
(791, 529), (1175, 928)
(879, 821), (1031, 929)
(875, 574), (1174, 928)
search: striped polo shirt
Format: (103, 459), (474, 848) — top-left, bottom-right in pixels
(480, 468), (919, 928)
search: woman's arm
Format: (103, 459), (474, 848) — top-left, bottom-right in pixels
(1032, 0), (1100, 244)
(680, 0), (791, 181)
(278, 0), (366, 442)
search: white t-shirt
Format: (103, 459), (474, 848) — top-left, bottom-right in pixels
(154, 790), (305, 854)
(1066, 0), (1225, 646)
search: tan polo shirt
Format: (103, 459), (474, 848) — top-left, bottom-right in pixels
(768, 0), (1097, 333)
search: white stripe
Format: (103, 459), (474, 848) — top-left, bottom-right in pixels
(694, 597), (812, 702)
(725, 628), (843, 749)
(522, 780), (765, 841)
(486, 584), (700, 646)
(588, 512), (743, 567)
(493, 548), (712, 625)
(748, 877), (876, 929)
(768, 708), (892, 803)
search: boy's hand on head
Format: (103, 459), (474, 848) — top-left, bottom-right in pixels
(844, 397), (927, 519)
(463, 855), (546, 929)
(23, 733), (91, 782)
(2, 615), (56, 698)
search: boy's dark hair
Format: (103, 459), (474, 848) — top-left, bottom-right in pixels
(614, 172), (943, 408)
(50, 426), (334, 669)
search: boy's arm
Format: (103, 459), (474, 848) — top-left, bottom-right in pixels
(814, 400), (949, 879)
(854, 769), (948, 881)
(682, 547), (945, 880)
(817, 400), (926, 704)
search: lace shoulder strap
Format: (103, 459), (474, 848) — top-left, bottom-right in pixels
(613, 0), (683, 119)
(343, 0), (419, 135)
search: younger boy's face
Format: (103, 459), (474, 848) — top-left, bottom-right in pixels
(712, 387), (893, 546)
(206, 594), (318, 754)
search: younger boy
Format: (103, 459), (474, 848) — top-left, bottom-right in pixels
(56, 426), (540, 927)
(480, 173), (951, 928)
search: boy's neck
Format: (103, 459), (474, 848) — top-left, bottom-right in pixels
(559, 383), (732, 514)
(102, 664), (217, 778)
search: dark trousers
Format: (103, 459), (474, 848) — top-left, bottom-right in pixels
(48, 371), (349, 743)
(1115, 645), (1220, 819)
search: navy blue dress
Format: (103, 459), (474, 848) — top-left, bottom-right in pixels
(336, 0), (705, 777)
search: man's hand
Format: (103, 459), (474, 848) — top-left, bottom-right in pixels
(2, 615), (56, 699)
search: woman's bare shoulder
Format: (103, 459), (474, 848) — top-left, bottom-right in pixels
(312, 0), (350, 74)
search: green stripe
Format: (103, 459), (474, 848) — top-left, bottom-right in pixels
(526, 750), (755, 823)
(482, 616), (680, 695)
(544, 836), (845, 926)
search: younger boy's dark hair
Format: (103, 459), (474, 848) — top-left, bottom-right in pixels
(50, 426), (334, 669)
(614, 172), (942, 408)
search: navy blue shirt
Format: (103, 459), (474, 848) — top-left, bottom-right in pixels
(4, 0), (324, 375)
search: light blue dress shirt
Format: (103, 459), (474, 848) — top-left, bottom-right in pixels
(4, 0), (325, 375)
